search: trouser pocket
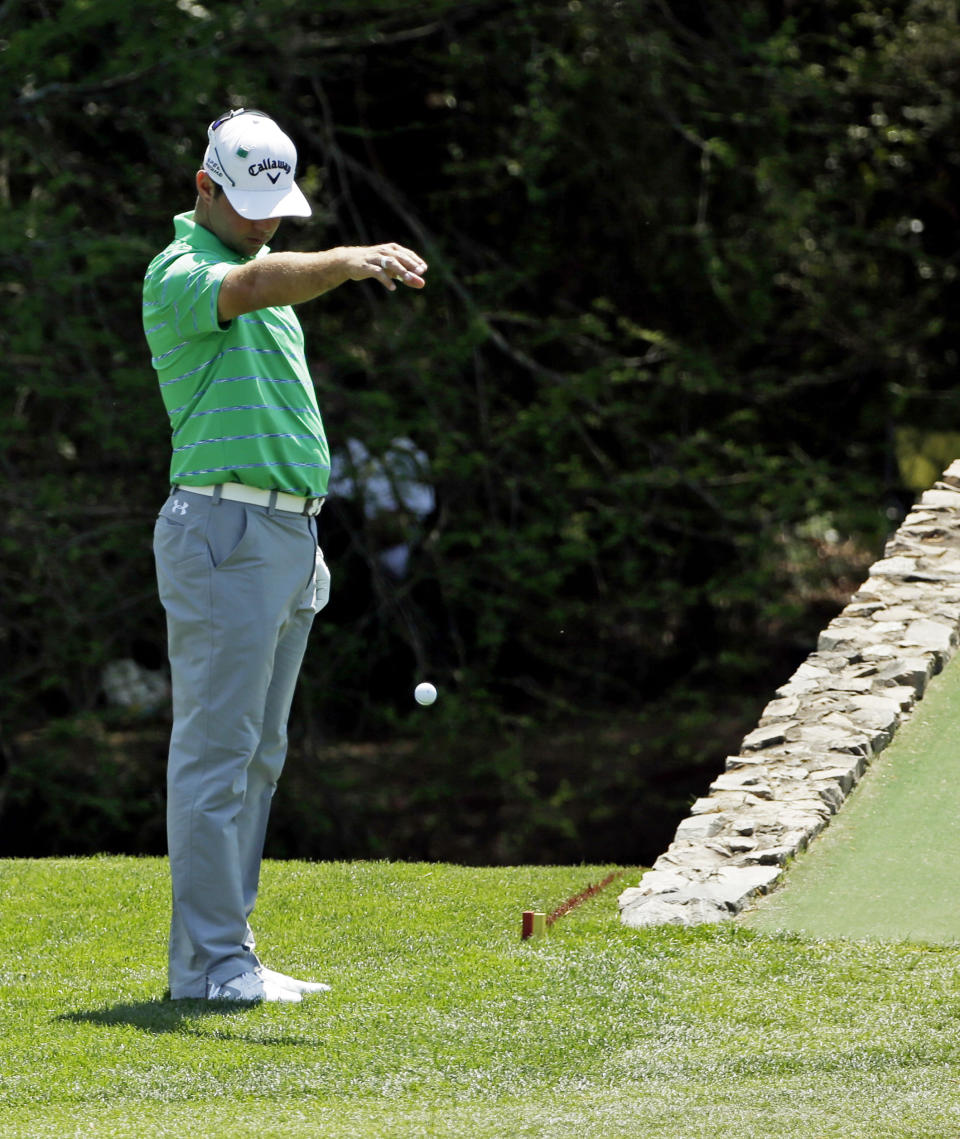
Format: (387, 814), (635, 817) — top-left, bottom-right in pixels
(204, 500), (251, 569)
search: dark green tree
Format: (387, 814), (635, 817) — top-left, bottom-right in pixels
(2, 0), (957, 862)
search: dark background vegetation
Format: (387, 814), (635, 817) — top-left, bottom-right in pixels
(2, 0), (958, 865)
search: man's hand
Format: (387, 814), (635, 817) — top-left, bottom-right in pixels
(344, 243), (428, 292)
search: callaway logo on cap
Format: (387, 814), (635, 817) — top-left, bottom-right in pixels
(203, 108), (312, 220)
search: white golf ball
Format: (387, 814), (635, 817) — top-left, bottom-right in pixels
(414, 682), (437, 706)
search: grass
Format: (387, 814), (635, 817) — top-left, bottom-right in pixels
(743, 648), (960, 944)
(2, 858), (960, 1138)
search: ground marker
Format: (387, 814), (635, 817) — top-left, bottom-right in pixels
(521, 911), (546, 939)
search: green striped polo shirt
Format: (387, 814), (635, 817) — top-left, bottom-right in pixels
(142, 212), (330, 497)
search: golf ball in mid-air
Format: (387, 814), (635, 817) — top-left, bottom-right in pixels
(415, 682), (437, 706)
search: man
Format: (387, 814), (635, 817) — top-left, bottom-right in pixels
(143, 108), (427, 1003)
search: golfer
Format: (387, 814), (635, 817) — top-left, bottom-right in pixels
(143, 108), (427, 1002)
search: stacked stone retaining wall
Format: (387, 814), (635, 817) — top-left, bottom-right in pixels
(619, 461), (960, 929)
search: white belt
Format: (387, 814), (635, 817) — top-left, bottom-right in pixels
(174, 483), (325, 516)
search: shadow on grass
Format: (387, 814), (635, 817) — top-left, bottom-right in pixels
(59, 998), (318, 1044)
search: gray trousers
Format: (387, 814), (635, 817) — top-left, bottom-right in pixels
(153, 488), (329, 998)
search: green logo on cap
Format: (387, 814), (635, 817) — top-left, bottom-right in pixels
(236, 147), (249, 158)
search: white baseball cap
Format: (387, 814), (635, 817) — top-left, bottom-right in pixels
(202, 108), (312, 220)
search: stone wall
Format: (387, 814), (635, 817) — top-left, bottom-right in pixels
(619, 461), (960, 929)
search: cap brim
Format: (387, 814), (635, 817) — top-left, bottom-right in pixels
(224, 181), (312, 220)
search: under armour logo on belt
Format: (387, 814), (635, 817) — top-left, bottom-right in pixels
(171, 499), (189, 516)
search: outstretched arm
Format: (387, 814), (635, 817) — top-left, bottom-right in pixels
(217, 243), (428, 321)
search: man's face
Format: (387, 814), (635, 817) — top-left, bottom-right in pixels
(197, 173), (281, 258)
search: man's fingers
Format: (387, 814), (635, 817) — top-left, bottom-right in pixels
(375, 251), (427, 290)
(398, 269), (426, 289)
(395, 249), (428, 276)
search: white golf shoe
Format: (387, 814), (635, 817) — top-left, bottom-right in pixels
(205, 970), (302, 1003)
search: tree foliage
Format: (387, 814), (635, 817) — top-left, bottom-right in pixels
(2, 0), (958, 862)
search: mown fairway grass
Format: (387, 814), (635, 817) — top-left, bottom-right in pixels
(2, 857), (960, 1138)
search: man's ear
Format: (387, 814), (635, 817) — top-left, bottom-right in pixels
(196, 170), (216, 202)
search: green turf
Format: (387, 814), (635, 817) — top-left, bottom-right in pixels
(3, 858), (960, 1137)
(742, 649), (960, 944)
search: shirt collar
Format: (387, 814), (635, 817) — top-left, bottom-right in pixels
(172, 211), (267, 262)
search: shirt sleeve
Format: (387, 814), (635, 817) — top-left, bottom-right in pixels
(160, 252), (235, 341)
